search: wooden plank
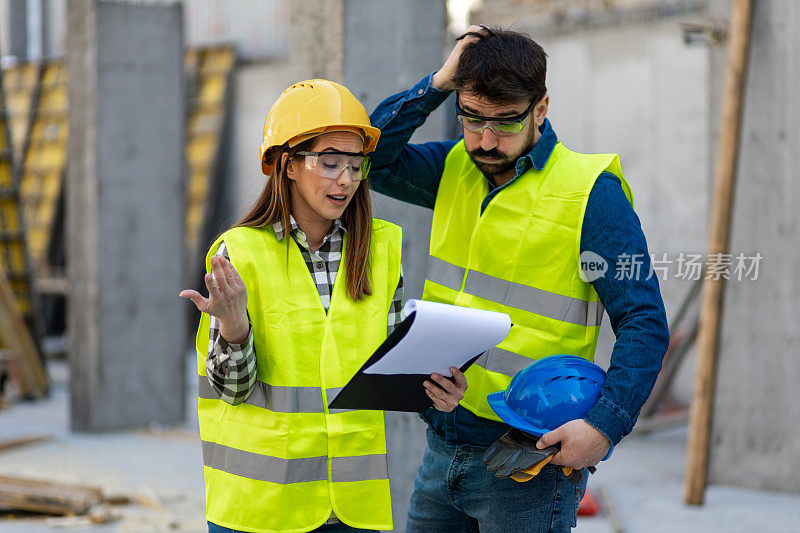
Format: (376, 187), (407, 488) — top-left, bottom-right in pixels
(44, 504), (118, 526)
(34, 276), (69, 295)
(0, 434), (53, 453)
(0, 266), (47, 397)
(0, 475), (102, 515)
(0, 65), (46, 350)
(684, 0), (754, 506)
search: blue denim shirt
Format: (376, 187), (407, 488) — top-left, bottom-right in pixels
(368, 72), (669, 447)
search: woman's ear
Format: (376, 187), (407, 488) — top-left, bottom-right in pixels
(282, 152), (297, 181)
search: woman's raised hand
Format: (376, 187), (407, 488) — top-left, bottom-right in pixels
(180, 256), (249, 344)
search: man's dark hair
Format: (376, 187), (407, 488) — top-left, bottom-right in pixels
(452, 26), (547, 105)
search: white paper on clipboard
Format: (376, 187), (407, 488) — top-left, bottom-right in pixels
(362, 299), (511, 376)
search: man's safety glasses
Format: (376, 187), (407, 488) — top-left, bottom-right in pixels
(295, 151), (371, 181)
(455, 98), (536, 136)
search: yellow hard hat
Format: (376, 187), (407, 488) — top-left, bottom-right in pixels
(260, 79), (381, 175)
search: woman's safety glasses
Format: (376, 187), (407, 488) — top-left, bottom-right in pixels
(455, 98), (536, 136)
(295, 151), (371, 181)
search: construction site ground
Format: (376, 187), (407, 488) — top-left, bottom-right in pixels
(0, 360), (798, 533)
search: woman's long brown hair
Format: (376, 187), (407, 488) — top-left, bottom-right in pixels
(234, 137), (373, 301)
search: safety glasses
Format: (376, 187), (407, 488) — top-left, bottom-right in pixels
(295, 150), (372, 181)
(455, 98), (536, 136)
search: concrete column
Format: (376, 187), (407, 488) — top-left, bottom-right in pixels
(9, 0), (28, 59)
(66, 0), (185, 431)
(708, 0), (800, 492)
(344, 0), (447, 301)
(288, 0), (344, 82)
(343, 2), (447, 529)
(290, 2), (447, 527)
(41, 0), (52, 58)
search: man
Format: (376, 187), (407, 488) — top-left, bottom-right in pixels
(368, 26), (669, 531)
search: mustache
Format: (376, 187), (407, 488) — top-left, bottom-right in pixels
(468, 148), (507, 160)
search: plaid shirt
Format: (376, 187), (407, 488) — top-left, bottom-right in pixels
(205, 217), (404, 405)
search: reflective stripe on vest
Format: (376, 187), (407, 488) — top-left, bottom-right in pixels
(462, 265), (604, 327)
(198, 375), (325, 413)
(427, 255), (465, 292)
(201, 441), (389, 484)
(198, 371), (365, 416)
(424, 141), (633, 421)
(476, 347), (538, 377)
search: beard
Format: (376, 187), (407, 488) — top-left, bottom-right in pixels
(465, 127), (537, 179)
(466, 148), (517, 177)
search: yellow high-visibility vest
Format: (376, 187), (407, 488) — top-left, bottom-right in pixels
(196, 219), (402, 532)
(423, 140), (633, 422)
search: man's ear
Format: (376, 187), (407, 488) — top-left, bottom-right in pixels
(534, 94), (549, 127)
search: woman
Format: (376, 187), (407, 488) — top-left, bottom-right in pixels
(180, 80), (466, 533)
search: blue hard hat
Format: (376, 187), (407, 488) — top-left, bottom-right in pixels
(487, 354), (606, 438)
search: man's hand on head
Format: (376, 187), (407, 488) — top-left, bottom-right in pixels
(536, 419), (611, 470)
(432, 24), (488, 91)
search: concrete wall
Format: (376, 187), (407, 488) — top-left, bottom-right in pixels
(225, 60), (292, 227)
(530, 20), (711, 393)
(708, 0), (800, 492)
(67, 0), (185, 431)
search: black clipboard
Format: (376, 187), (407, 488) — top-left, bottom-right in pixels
(328, 311), (484, 412)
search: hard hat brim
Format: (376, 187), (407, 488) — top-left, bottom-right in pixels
(487, 391), (549, 437)
(260, 124), (381, 176)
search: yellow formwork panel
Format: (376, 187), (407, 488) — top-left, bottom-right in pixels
(186, 135), (217, 163)
(10, 280), (31, 315)
(2, 62), (40, 162)
(0, 160), (11, 189)
(0, 65), (37, 321)
(3, 62), (39, 87)
(0, 198), (20, 232)
(188, 110), (222, 135)
(0, 240), (26, 273)
(197, 74), (226, 104)
(187, 174), (210, 202)
(0, 118), (8, 152)
(41, 62), (66, 86)
(39, 86), (67, 111)
(184, 46), (235, 260)
(19, 62), (67, 274)
(0, 238), (31, 315)
(199, 48), (235, 73)
(184, 48), (199, 75)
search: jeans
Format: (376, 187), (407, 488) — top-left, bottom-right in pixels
(406, 428), (588, 533)
(208, 520), (373, 532)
